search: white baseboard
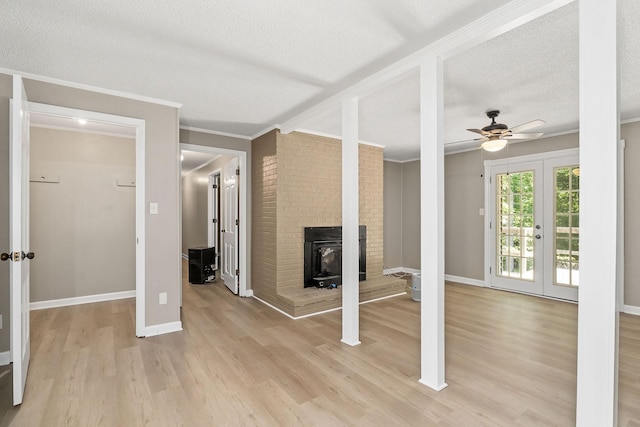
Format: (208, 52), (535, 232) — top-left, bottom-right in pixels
(30, 290), (136, 311)
(623, 305), (640, 316)
(144, 321), (183, 337)
(0, 351), (10, 366)
(242, 289), (254, 297)
(444, 275), (486, 287)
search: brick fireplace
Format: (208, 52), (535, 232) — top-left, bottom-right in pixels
(251, 130), (404, 317)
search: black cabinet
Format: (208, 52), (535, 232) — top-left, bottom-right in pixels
(188, 246), (215, 284)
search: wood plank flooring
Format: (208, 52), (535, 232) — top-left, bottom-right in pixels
(0, 267), (639, 426)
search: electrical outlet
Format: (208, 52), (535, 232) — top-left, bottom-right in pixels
(159, 292), (167, 305)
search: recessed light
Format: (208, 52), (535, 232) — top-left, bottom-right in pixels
(78, 118), (87, 125)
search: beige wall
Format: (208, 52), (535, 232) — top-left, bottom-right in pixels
(383, 161), (402, 269)
(181, 155), (234, 253)
(0, 74), (181, 344)
(251, 130), (386, 314)
(30, 127), (136, 301)
(386, 124), (640, 307)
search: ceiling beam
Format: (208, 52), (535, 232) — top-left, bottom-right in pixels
(279, 0), (574, 135)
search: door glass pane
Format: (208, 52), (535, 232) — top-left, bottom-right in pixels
(496, 171), (535, 281)
(554, 166), (580, 287)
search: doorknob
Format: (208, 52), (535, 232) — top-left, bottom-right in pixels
(21, 251), (35, 260)
(1, 253), (10, 262)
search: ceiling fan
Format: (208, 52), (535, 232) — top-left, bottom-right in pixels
(466, 110), (545, 152)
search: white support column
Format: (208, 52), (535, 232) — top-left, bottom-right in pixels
(341, 97), (361, 346)
(576, 0), (619, 425)
(418, 57), (446, 391)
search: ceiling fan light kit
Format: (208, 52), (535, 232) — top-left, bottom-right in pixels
(465, 110), (545, 152)
(481, 138), (508, 152)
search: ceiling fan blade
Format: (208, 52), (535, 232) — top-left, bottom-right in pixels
(509, 119), (545, 133)
(466, 128), (488, 136)
(447, 136), (488, 146)
(504, 132), (544, 140)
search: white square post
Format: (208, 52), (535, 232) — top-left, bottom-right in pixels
(419, 57), (446, 390)
(341, 96), (361, 346)
(576, 0), (620, 424)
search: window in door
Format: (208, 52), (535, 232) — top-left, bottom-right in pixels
(553, 166), (580, 287)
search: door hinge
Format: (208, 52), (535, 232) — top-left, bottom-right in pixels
(235, 167), (240, 176)
(489, 266), (492, 275)
(235, 219), (239, 226)
(235, 269), (240, 276)
(212, 218), (218, 223)
(489, 176), (492, 184)
(489, 221), (492, 229)
(213, 184), (218, 189)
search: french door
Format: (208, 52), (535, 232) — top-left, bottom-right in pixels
(487, 151), (579, 301)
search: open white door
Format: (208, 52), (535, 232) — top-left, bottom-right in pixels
(10, 75), (32, 405)
(221, 158), (239, 294)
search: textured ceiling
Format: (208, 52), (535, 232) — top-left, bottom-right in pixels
(1, 1), (638, 161)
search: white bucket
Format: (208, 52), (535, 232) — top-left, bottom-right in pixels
(411, 273), (421, 302)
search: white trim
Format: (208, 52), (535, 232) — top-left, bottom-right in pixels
(30, 123), (135, 140)
(383, 267), (403, 275)
(28, 101), (147, 338)
(180, 126), (251, 140)
(250, 124), (280, 141)
(0, 351), (10, 366)
(1, 68), (181, 108)
(252, 292), (406, 320)
(181, 252), (188, 260)
(444, 275), (486, 287)
(179, 143), (249, 298)
(144, 321), (183, 337)
(280, 0), (573, 134)
(622, 305), (640, 316)
(30, 290), (135, 310)
(295, 128), (386, 148)
(617, 140), (625, 311)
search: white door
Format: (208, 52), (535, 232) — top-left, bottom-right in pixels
(488, 153), (579, 301)
(221, 158), (238, 294)
(10, 75), (32, 405)
(542, 157), (580, 301)
(489, 161), (544, 295)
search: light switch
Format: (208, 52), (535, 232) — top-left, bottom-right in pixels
(159, 292), (167, 305)
(479, 208), (485, 216)
(150, 202), (159, 215)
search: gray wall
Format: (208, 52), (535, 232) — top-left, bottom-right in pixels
(401, 160), (421, 270)
(30, 127), (135, 302)
(181, 155), (234, 254)
(385, 123), (640, 306)
(383, 161), (402, 269)
(0, 73), (181, 350)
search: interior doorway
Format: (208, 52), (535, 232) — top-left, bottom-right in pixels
(180, 143), (248, 297)
(27, 102), (147, 336)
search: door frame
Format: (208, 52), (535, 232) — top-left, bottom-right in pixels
(484, 148), (579, 297)
(180, 143), (249, 297)
(28, 101), (147, 337)
(207, 170), (221, 271)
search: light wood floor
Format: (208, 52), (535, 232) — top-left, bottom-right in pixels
(1, 268), (639, 426)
